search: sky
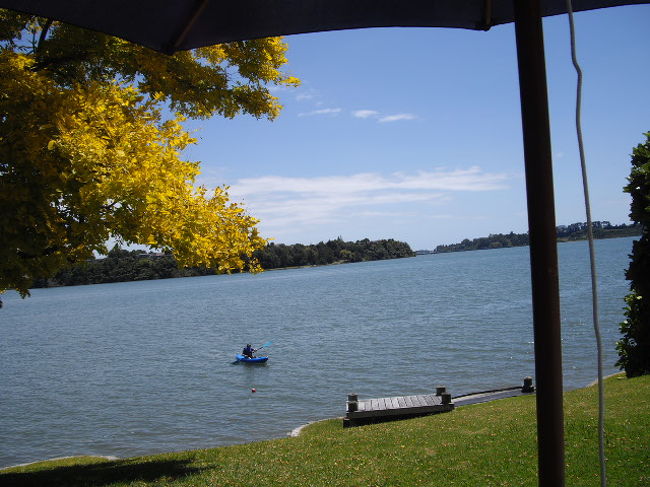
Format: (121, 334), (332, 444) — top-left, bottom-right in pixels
(182, 5), (649, 250)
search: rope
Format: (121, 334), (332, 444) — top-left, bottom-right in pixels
(565, 2), (607, 486)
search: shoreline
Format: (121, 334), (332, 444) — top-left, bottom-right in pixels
(1, 455), (119, 471)
(586, 371), (623, 387)
(2, 375), (624, 471)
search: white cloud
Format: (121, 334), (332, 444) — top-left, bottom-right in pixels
(353, 109), (380, 119)
(238, 192), (446, 230)
(298, 108), (342, 117)
(378, 113), (417, 123)
(267, 85), (291, 93)
(232, 167), (508, 196)
(228, 168), (510, 234)
(294, 88), (320, 102)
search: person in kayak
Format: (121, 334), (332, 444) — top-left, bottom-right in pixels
(242, 344), (256, 358)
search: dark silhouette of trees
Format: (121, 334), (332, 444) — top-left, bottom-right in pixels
(433, 222), (641, 254)
(253, 237), (413, 269)
(32, 238), (415, 288)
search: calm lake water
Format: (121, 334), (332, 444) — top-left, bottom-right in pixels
(0, 237), (634, 468)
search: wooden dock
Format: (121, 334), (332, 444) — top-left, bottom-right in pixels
(343, 387), (454, 427)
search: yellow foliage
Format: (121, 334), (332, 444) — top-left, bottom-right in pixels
(0, 12), (298, 296)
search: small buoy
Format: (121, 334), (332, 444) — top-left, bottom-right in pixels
(251, 388), (256, 393)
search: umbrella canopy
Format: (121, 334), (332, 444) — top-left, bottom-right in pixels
(0, 0), (647, 54)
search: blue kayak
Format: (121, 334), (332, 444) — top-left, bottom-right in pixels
(235, 354), (269, 363)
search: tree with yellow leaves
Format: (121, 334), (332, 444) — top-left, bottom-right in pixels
(0, 11), (299, 297)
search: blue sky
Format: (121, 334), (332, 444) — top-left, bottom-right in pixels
(183, 5), (649, 250)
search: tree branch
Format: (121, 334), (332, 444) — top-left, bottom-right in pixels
(36, 19), (53, 53)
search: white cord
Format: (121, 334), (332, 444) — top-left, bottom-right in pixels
(565, 2), (607, 486)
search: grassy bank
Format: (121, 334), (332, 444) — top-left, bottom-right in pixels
(2, 374), (648, 486)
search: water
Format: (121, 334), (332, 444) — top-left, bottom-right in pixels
(0, 237), (633, 468)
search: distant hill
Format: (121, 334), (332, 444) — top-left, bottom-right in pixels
(432, 221), (641, 254)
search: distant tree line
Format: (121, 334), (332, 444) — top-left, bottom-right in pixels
(432, 221), (642, 254)
(30, 246), (212, 288)
(254, 237), (414, 269)
(31, 238), (414, 288)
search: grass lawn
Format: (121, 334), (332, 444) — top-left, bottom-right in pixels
(2, 374), (648, 486)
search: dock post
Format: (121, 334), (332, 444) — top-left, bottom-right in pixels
(435, 386), (446, 396)
(441, 392), (452, 405)
(522, 376), (535, 393)
(347, 393), (358, 412)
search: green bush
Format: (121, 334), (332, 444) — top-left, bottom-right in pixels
(617, 132), (650, 377)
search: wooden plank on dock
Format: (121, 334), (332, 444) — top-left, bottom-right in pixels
(344, 391), (454, 427)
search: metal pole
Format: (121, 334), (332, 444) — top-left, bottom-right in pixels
(513, 1), (565, 486)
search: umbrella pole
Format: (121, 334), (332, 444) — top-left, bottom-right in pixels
(513, 1), (565, 486)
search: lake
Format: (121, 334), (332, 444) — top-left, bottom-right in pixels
(0, 237), (634, 468)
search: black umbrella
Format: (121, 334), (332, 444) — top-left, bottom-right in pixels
(2, 1), (647, 485)
(1, 0), (647, 54)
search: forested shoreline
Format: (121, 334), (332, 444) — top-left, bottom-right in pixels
(431, 221), (641, 254)
(31, 238), (415, 289)
(28, 221), (641, 289)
